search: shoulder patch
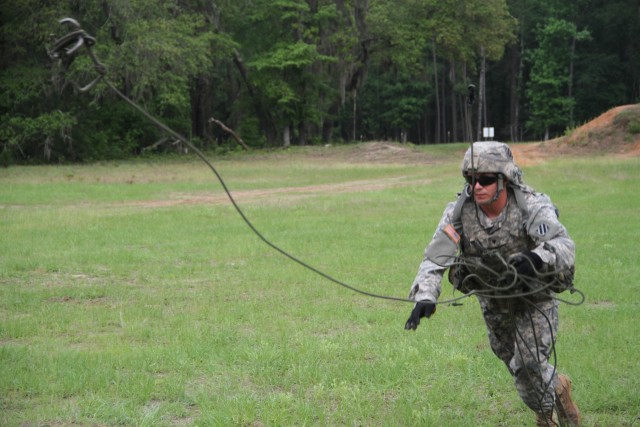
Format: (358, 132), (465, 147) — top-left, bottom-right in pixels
(443, 223), (461, 244)
(536, 223), (550, 237)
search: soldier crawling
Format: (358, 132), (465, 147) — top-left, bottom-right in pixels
(405, 141), (581, 426)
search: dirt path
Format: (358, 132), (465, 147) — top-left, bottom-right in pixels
(130, 142), (551, 209)
(132, 176), (433, 208)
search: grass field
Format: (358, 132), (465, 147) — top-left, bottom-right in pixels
(1, 143), (639, 426)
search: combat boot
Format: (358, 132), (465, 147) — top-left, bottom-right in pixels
(535, 410), (559, 427)
(555, 374), (581, 426)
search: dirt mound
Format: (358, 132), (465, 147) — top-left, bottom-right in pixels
(545, 104), (640, 156)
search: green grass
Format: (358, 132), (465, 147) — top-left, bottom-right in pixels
(1, 144), (639, 426)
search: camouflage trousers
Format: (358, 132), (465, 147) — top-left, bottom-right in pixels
(478, 296), (559, 413)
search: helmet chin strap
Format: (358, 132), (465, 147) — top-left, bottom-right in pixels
(491, 174), (505, 203)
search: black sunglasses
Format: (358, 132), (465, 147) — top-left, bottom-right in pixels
(465, 174), (499, 187)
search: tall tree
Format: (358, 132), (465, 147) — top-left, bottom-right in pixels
(526, 17), (590, 140)
(461, 0), (516, 140)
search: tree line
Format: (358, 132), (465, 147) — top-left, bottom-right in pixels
(1, 0), (639, 163)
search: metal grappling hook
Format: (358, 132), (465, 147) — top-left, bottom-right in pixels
(48, 18), (106, 92)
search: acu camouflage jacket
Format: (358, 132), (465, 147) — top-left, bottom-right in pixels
(408, 184), (575, 303)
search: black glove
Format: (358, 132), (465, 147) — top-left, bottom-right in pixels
(404, 301), (436, 330)
(510, 251), (543, 278)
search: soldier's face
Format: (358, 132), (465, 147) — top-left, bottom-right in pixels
(472, 174), (499, 205)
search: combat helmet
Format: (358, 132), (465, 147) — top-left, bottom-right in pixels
(461, 141), (523, 186)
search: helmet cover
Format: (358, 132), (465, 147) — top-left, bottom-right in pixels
(461, 141), (523, 185)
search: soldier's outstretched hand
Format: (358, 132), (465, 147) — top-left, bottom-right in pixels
(404, 301), (436, 330)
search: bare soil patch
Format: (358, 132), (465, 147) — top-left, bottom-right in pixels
(341, 141), (439, 164)
(508, 143), (548, 166)
(132, 176), (433, 208)
(263, 141), (442, 164)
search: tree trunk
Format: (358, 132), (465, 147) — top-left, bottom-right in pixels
(322, 101), (339, 142)
(441, 61), (447, 142)
(432, 39), (441, 143)
(511, 13), (526, 142)
(476, 46), (486, 141)
(231, 50), (279, 144)
(332, 0), (371, 143)
(352, 89), (357, 141)
(450, 63), (458, 143)
(463, 62), (473, 142)
(283, 125), (291, 148)
(568, 34), (577, 127)
(298, 121), (307, 146)
(191, 76), (211, 144)
(508, 44), (520, 141)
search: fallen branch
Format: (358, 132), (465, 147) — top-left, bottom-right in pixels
(209, 117), (249, 150)
(142, 137), (187, 153)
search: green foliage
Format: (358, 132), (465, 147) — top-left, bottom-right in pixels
(236, 116), (269, 148)
(236, 1), (343, 141)
(250, 42), (335, 132)
(0, 65), (50, 112)
(97, 10), (218, 136)
(71, 102), (158, 161)
(367, 0), (430, 70)
(368, 0), (515, 71)
(0, 0), (235, 162)
(459, 0), (517, 61)
(526, 18), (591, 138)
(364, 0), (516, 143)
(628, 120), (640, 135)
(251, 41), (334, 71)
(0, 112), (77, 162)
(0, 0), (638, 161)
(360, 70), (432, 139)
(573, 53), (628, 121)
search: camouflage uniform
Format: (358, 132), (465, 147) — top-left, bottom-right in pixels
(408, 142), (576, 415)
